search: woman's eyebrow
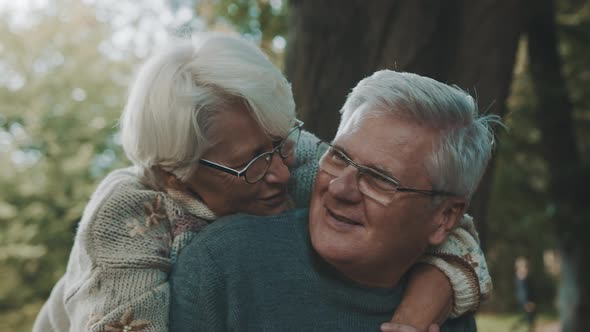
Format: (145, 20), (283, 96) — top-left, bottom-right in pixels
(226, 140), (270, 166)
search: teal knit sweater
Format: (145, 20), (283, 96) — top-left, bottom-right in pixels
(169, 208), (476, 332)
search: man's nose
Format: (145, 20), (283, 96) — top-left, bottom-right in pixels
(328, 166), (362, 203)
(264, 153), (291, 185)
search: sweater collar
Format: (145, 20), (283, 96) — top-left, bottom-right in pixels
(166, 188), (217, 221)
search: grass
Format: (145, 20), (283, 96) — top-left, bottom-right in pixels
(476, 312), (560, 332)
(0, 301), (43, 332)
(1, 307), (560, 332)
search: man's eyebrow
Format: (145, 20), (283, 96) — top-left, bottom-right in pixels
(331, 143), (357, 162)
(331, 143), (349, 155)
(367, 164), (398, 181)
(332, 143), (397, 181)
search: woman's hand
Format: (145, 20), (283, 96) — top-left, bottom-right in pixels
(380, 322), (440, 332)
(385, 264), (452, 331)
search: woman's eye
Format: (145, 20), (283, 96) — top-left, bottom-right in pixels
(232, 155), (257, 169)
(271, 138), (284, 148)
(228, 161), (248, 170)
(269, 133), (283, 142)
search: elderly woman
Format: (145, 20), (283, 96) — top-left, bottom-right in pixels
(33, 33), (490, 332)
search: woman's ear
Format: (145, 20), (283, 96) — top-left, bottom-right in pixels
(428, 199), (466, 246)
(165, 174), (182, 190)
(156, 167), (185, 191)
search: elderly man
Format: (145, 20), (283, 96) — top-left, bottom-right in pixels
(170, 70), (499, 331)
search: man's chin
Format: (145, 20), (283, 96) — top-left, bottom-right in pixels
(309, 208), (360, 265)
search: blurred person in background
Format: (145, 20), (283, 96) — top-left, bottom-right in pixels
(512, 256), (537, 332)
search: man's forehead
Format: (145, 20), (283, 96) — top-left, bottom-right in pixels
(334, 110), (434, 176)
(338, 104), (372, 134)
(336, 109), (406, 146)
(334, 117), (396, 170)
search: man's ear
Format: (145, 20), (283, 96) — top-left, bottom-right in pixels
(428, 198), (466, 246)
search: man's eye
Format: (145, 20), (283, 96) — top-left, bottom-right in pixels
(366, 172), (396, 191)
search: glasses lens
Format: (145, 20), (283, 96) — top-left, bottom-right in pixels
(357, 172), (397, 205)
(279, 127), (301, 159)
(317, 142), (347, 176)
(362, 171), (398, 192)
(245, 153), (272, 183)
(317, 141), (397, 206)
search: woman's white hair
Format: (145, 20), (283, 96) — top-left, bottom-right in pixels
(120, 32), (295, 188)
(339, 70), (502, 200)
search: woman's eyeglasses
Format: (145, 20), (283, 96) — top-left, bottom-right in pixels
(199, 120), (303, 184)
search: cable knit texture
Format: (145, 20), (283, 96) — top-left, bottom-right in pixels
(32, 168), (214, 332)
(418, 215), (493, 317)
(33, 130), (490, 331)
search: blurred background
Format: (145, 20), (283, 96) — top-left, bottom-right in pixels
(1, 0), (589, 331)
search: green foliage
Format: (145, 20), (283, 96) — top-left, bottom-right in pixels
(556, 0), (590, 243)
(198, 0), (289, 66)
(486, 45), (558, 311)
(475, 313), (559, 332)
(0, 0), (133, 322)
(485, 0), (590, 313)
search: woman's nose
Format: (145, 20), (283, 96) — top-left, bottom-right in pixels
(264, 152), (291, 185)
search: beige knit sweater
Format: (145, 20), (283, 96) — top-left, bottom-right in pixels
(33, 131), (491, 332)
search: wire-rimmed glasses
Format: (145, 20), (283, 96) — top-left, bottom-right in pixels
(199, 120), (304, 184)
(316, 140), (455, 205)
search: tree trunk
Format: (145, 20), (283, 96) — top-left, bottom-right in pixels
(527, 0), (590, 330)
(285, 0), (524, 249)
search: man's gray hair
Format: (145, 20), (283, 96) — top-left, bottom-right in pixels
(339, 70), (501, 200)
(120, 32), (295, 187)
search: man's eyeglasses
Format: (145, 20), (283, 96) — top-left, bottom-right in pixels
(199, 120), (303, 184)
(316, 140), (455, 206)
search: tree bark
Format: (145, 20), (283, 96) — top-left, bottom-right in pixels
(527, 0), (590, 330)
(285, 0), (525, 249)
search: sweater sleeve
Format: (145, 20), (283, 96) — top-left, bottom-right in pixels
(419, 214), (492, 317)
(73, 187), (174, 332)
(33, 170), (175, 332)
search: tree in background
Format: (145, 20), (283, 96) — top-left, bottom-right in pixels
(196, 0), (289, 64)
(526, 0), (590, 330)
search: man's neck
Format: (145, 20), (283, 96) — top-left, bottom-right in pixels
(326, 257), (416, 289)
